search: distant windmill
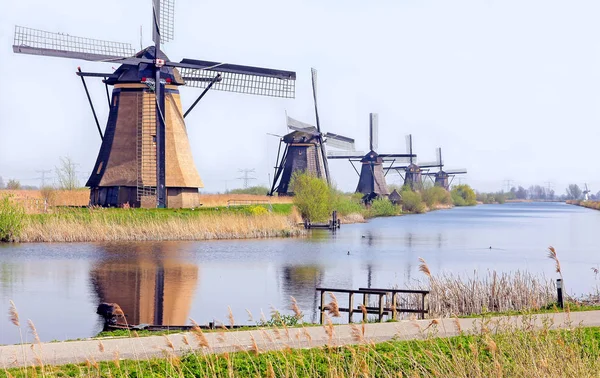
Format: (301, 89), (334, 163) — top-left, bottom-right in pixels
(327, 113), (415, 201)
(423, 148), (467, 190)
(583, 183), (591, 200)
(269, 68), (356, 196)
(13, 0), (296, 208)
(389, 135), (441, 190)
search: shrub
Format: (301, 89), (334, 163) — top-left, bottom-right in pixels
(368, 197), (400, 217)
(421, 186), (452, 208)
(451, 184), (477, 206)
(246, 205), (269, 215)
(290, 172), (332, 222)
(330, 189), (363, 216)
(6, 179), (21, 190)
(401, 188), (426, 213)
(0, 196), (25, 242)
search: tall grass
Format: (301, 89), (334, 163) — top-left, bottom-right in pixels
(18, 207), (303, 242)
(0, 196), (25, 242)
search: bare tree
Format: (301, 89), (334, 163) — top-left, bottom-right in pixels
(55, 156), (80, 190)
(6, 179), (21, 189)
(566, 184), (582, 200)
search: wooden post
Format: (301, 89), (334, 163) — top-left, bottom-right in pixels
(391, 292), (398, 320)
(421, 293), (426, 319)
(557, 279), (564, 309)
(320, 290), (326, 324)
(348, 292), (354, 323)
(378, 294), (384, 322)
(363, 293), (369, 323)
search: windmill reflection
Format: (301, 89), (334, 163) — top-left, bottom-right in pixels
(280, 266), (323, 323)
(90, 243), (198, 326)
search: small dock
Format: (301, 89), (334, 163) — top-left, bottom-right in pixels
(304, 210), (341, 230)
(316, 286), (429, 323)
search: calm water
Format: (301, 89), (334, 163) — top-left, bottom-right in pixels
(1, 202), (599, 345)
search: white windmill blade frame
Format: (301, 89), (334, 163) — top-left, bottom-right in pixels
(327, 150), (365, 158)
(287, 116), (317, 132)
(369, 113), (379, 151)
(325, 138), (355, 151)
(160, 0), (175, 43)
(13, 26), (136, 61)
(446, 169), (468, 174)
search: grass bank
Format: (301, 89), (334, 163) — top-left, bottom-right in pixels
(4, 204), (303, 243)
(4, 317), (600, 377)
(568, 199), (600, 210)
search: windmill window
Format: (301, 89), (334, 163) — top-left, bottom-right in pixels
(96, 162), (104, 174)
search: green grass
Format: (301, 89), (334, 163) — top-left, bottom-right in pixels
(25, 204), (294, 224)
(458, 301), (600, 318)
(5, 323), (600, 377)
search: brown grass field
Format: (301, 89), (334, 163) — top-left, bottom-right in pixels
(0, 189), (293, 213)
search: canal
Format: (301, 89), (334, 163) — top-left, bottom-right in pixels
(1, 202), (599, 345)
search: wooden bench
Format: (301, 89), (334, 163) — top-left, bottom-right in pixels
(316, 287), (429, 324)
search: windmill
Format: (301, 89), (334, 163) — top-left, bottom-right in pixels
(327, 113), (415, 201)
(269, 68), (356, 196)
(389, 135), (440, 190)
(13, 0), (296, 208)
(423, 148), (467, 190)
(583, 183), (591, 200)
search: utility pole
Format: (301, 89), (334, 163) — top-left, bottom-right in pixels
(503, 179), (514, 192)
(237, 169), (257, 189)
(35, 169), (52, 188)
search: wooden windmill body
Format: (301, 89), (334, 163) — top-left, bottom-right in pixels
(423, 148), (467, 190)
(328, 113), (415, 201)
(390, 135), (440, 190)
(13, 0), (296, 208)
(269, 69), (356, 196)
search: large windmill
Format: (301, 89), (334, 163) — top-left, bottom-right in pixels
(13, 0), (296, 208)
(423, 148), (467, 190)
(389, 135), (440, 190)
(327, 113), (415, 201)
(269, 69), (356, 196)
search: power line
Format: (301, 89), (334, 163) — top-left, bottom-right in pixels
(237, 169), (256, 189)
(35, 169), (52, 187)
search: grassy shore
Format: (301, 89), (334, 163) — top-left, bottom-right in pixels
(16, 205), (303, 243)
(3, 317), (600, 377)
(568, 199), (600, 210)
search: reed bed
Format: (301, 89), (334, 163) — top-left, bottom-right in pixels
(413, 259), (556, 317)
(20, 212), (303, 242)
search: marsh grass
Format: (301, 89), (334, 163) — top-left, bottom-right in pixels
(18, 205), (301, 242)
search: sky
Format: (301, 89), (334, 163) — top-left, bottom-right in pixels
(1, 0), (599, 194)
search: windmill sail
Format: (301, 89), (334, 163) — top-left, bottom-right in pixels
(13, 26), (136, 62)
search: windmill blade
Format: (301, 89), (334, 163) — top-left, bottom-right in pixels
(287, 116), (319, 135)
(417, 161), (441, 168)
(324, 133), (355, 151)
(267, 133), (283, 138)
(160, 0), (175, 43)
(369, 113), (379, 151)
(13, 26), (136, 62)
(176, 59), (296, 98)
(437, 147), (443, 166)
(311, 68), (322, 132)
(327, 150), (365, 159)
(446, 169), (468, 174)
(380, 156), (411, 164)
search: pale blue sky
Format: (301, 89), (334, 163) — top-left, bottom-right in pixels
(1, 0), (599, 193)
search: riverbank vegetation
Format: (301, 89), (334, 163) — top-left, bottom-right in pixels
(0, 196), (302, 242)
(568, 199), (600, 210)
(450, 184), (477, 206)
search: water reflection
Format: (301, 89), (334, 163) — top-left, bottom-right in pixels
(280, 265), (323, 323)
(89, 243), (198, 325)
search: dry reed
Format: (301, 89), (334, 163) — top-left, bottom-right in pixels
(20, 212), (303, 242)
